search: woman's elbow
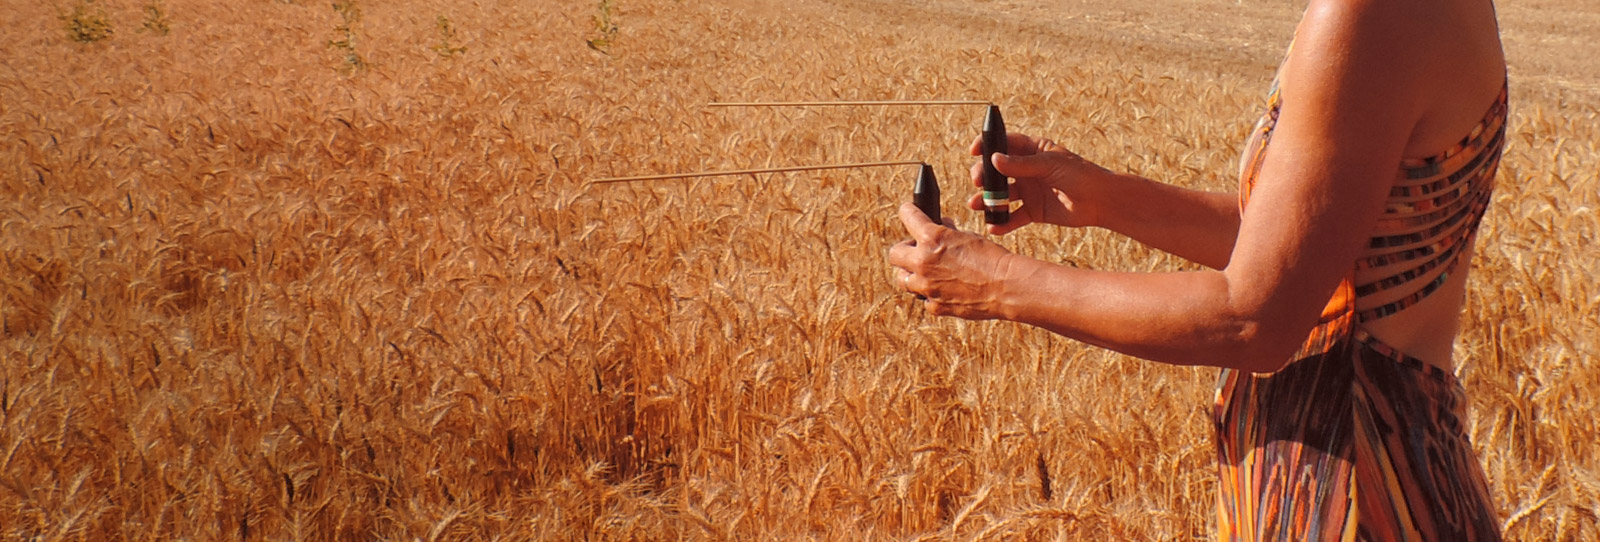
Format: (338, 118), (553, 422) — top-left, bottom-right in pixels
(1185, 318), (1305, 373)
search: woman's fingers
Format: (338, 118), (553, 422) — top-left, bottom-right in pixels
(889, 247), (928, 298)
(969, 132), (1042, 157)
(963, 194), (1027, 235)
(992, 150), (1056, 179)
(894, 266), (915, 290)
(885, 213), (1018, 321)
(887, 237), (920, 271)
(896, 202), (948, 246)
(1007, 133), (1043, 155)
(972, 132), (1064, 186)
(889, 202), (950, 270)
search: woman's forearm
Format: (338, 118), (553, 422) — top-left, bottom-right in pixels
(995, 255), (1305, 372)
(889, 201), (1329, 372)
(1094, 173), (1240, 270)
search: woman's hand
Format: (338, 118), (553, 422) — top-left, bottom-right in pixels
(967, 132), (1117, 235)
(888, 202), (1027, 320)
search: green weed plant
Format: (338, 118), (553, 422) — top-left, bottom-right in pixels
(327, 0), (366, 72)
(61, 0), (114, 43)
(141, 1), (171, 36)
(586, 0), (619, 54)
(432, 15), (466, 58)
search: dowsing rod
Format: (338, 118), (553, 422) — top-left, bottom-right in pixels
(589, 160), (923, 185)
(704, 99), (1011, 225)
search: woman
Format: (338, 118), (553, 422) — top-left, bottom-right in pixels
(887, 0), (1506, 539)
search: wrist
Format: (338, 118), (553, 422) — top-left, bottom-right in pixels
(1082, 171), (1139, 231)
(992, 252), (1038, 322)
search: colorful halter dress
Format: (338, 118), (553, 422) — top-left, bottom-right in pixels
(1211, 63), (1509, 540)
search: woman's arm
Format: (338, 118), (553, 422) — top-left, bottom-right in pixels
(1070, 172), (1240, 270)
(893, 0), (1428, 372)
(963, 136), (1241, 269)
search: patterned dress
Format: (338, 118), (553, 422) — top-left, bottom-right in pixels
(1212, 57), (1509, 540)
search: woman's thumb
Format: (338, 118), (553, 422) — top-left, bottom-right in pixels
(992, 152), (1048, 178)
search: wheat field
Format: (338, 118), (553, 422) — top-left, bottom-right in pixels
(1, 0), (1596, 539)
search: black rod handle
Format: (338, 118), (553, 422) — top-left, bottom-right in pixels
(913, 163), (941, 224)
(980, 105), (1010, 225)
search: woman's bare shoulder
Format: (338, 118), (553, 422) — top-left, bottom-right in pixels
(1292, 0), (1505, 158)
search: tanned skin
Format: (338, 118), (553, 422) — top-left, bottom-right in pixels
(888, 0), (1507, 372)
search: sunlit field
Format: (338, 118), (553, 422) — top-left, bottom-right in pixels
(2, 0), (1596, 539)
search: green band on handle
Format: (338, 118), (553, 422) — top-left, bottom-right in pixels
(982, 190), (1008, 201)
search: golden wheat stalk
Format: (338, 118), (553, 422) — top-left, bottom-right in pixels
(588, 160), (923, 184)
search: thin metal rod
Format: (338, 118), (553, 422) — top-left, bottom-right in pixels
(707, 100), (990, 108)
(590, 160), (922, 185)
